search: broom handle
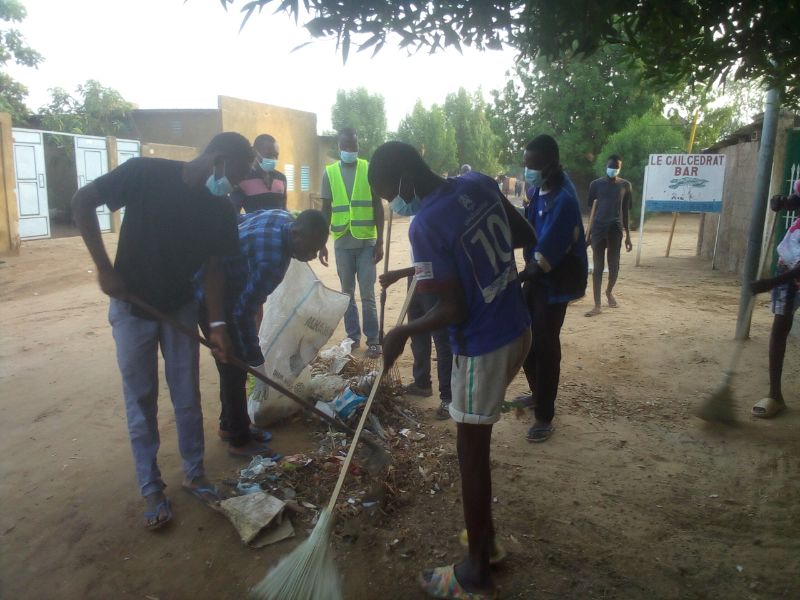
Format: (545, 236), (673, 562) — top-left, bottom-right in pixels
(379, 209), (394, 343)
(126, 295), (377, 449)
(327, 277), (417, 512)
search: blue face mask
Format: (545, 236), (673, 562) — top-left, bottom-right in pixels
(206, 163), (233, 197)
(389, 178), (421, 216)
(340, 150), (358, 164)
(606, 167), (620, 178)
(524, 167), (543, 188)
(259, 158), (277, 171)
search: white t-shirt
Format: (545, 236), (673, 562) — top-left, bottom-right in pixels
(777, 216), (800, 268)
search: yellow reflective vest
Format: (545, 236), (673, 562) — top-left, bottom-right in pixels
(327, 158), (376, 240)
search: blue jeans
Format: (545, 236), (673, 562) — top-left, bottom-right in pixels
(408, 287), (453, 400)
(109, 299), (205, 497)
(335, 245), (379, 345)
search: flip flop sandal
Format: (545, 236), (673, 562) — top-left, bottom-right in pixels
(143, 497), (172, 530)
(527, 424), (555, 443)
(458, 529), (508, 566)
(418, 564), (497, 600)
(584, 308), (602, 317)
(751, 397), (786, 419)
(182, 484), (223, 511)
(218, 428), (273, 443)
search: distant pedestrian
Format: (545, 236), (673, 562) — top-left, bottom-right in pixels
(230, 134), (288, 213)
(516, 135), (588, 443)
(585, 154), (633, 316)
(749, 180), (800, 418)
(318, 128), (384, 358)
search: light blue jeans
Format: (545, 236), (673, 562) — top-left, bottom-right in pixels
(109, 298), (205, 497)
(334, 245), (379, 345)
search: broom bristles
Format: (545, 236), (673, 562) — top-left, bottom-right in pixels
(695, 374), (737, 424)
(250, 508), (342, 600)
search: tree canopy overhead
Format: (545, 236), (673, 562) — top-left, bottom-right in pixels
(0, 0), (43, 124)
(220, 0), (799, 106)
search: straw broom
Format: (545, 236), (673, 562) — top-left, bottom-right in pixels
(251, 279), (417, 600)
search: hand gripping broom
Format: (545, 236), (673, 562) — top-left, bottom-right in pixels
(251, 279), (417, 600)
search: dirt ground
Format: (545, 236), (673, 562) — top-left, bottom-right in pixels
(1, 213), (798, 600)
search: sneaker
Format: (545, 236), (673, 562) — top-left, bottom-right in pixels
(403, 382), (433, 397)
(366, 344), (382, 359)
(510, 392), (535, 409)
(436, 400), (451, 420)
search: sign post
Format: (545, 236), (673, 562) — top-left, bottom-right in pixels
(636, 153), (726, 266)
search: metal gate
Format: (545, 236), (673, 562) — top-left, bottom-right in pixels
(12, 129), (50, 239)
(10, 128), (141, 240)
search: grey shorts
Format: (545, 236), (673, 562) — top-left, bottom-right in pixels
(449, 331), (532, 425)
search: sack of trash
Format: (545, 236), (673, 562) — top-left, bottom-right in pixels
(248, 260), (349, 426)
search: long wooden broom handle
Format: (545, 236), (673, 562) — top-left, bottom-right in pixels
(379, 209), (394, 343)
(126, 295), (379, 450)
(327, 277), (417, 512)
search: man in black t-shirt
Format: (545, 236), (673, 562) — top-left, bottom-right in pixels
(230, 134), (288, 213)
(72, 132), (253, 530)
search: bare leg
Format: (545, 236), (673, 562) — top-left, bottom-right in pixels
(452, 422), (494, 592)
(768, 312), (793, 404)
(587, 239), (606, 316)
(606, 227), (623, 307)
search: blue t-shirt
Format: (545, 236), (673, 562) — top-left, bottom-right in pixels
(524, 173), (588, 304)
(410, 172), (530, 357)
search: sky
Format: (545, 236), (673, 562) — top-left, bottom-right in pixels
(6, 0), (518, 133)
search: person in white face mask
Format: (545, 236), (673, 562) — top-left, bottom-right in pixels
(585, 154), (633, 317)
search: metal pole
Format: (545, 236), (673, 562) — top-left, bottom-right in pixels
(711, 213), (722, 270)
(666, 111), (701, 257)
(635, 167), (649, 266)
(735, 88), (781, 339)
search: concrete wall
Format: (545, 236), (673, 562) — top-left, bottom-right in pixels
(131, 109), (221, 150)
(141, 142), (199, 162)
(0, 113), (20, 255)
(218, 96), (319, 211)
(700, 113), (795, 274)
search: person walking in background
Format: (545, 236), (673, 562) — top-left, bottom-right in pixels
(71, 132), (253, 529)
(585, 154), (633, 317)
(516, 135), (588, 443)
(318, 127), (384, 358)
(230, 134), (288, 213)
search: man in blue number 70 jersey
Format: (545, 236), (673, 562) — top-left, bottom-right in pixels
(369, 142), (535, 600)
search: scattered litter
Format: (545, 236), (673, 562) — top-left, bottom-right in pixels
(735, 565), (744, 573)
(400, 428), (426, 441)
(236, 482), (263, 495)
(240, 455), (277, 479)
(219, 491), (295, 547)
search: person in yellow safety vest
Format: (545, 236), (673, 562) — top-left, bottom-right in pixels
(319, 128), (385, 359)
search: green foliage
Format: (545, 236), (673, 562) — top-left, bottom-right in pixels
(0, 0), (43, 124)
(37, 80), (136, 137)
(665, 78), (763, 151)
(397, 100), (457, 175)
(595, 111), (687, 227)
(443, 88), (501, 176)
(490, 45), (660, 190)
(330, 87), (387, 159)
(220, 0), (799, 107)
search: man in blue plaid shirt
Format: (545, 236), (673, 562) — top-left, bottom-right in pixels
(200, 209), (329, 457)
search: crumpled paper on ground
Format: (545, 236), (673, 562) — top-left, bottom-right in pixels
(219, 491), (295, 547)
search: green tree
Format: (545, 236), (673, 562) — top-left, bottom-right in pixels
(397, 100), (457, 175)
(665, 78), (763, 151)
(595, 111), (687, 227)
(442, 88), (501, 176)
(330, 87), (387, 159)
(220, 0), (799, 107)
(37, 79), (136, 137)
(0, 0), (43, 124)
(490, 45), (660, 192)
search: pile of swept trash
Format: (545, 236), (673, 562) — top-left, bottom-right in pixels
(217, 340), (459, 548)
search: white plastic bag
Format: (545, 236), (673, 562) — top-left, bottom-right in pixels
(248, 260), (349, 426)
